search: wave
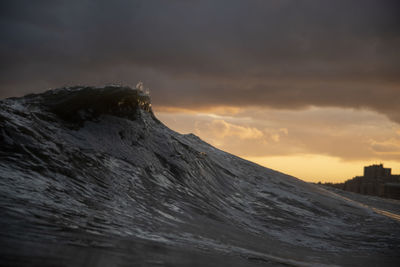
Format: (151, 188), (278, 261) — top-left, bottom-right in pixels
(1, 86), (399, 266)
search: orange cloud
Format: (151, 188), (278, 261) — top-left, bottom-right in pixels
(154, 106), (241, 116)
(196, 119), (264, 140)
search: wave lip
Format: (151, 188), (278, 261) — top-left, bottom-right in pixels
(26, 85), (152, 122)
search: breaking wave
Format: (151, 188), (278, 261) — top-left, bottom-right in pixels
(1, 86), (399, 266)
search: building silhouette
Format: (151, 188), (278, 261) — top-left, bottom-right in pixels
(324, 164), (400, 200)
(364, 164), (391, 178)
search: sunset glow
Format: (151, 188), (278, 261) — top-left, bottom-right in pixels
(156, 106), (400, 182)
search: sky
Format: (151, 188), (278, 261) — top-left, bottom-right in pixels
(1, 0), (400, 182)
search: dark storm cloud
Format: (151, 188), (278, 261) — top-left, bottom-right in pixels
(1, 0), (400, 121)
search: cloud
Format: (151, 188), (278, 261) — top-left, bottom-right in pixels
(195, 119), (264, 140)
(1, 0), (400, 123)
(369, 139), (400, 153)
(156, 107), (400, 161)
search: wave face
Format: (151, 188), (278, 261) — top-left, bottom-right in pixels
(1, 86), (399, 266)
